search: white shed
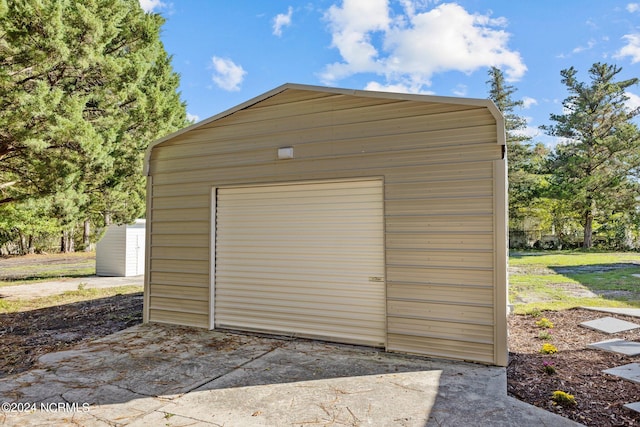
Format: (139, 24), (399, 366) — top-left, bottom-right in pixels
(96, 219), (146, 277)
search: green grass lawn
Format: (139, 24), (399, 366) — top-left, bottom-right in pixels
(0, 285), (143, 313)
(509, 251), (640, 314)
(0, 252), (140, 313)
(0, 252), (96, 286)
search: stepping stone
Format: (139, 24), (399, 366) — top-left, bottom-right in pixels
(583, 307), (640, 318)
(588, 339), (640, 356)
(580, 316), (640, 334)
(632, 274), (640, 279)
(625, 402), (640, 414)
(603, 363), (640, 384)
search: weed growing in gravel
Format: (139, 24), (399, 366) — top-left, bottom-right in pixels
(551, 390), (576, 405)
(542, 360), (556, 375)
(525, 308), (542, 317)
(538, 330), (553, 340)
(540, 343), (558, 354)
(535, 317), (554, 328)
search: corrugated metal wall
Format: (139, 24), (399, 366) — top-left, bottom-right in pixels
(146, 86), (506, 365)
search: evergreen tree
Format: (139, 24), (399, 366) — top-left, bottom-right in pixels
(486, 67), (548, 237)
(0, 0), (188, 251)
(541, 63), (640, 248)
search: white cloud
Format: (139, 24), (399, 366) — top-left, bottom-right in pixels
(364, 80), (434, 94)
(186, 113), (200, 123)
(139, 0), (165, 13)
(513, 126), (540, 140)
(211, 56), (247, 91)
(452, 84), (467, 97)
(627, 3), (640, 12)
(572, 39), (596, 54)
(510, 116), (538, 139)
(321, 1), (526, 93)
(323, 0), (391, 81)
(625, 91), (640, 111)
(616, 33), (640, 63)
(522, 96), (538, 109)
(273, 6), (293, 36)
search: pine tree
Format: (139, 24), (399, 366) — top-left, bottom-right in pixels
(0, 0), (188, 251)
(541, 63), (640, 248)
(486, 67), (548, 238)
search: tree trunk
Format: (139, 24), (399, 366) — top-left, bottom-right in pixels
(83, 219), (91, 252)
(60, 230), (75, 253)
(18, 233), (26, 255)
(583, 202), (594, 249)
(27, 235), (34, 254)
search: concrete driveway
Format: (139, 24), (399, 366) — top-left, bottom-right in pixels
(0, 324), (581, 426)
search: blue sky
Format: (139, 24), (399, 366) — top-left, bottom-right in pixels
(140, 0), (640, 146)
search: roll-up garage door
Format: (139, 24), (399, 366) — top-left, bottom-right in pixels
(214, 179), (386, 347)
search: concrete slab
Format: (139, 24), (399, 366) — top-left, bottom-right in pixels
(579, 316), (640, 333)
(624, 402), (640, 414)
(603, 363), (640, 384)
(587, 339), (640, 356)
(0, 324), (584, 427)
(582, 307), (640, 318)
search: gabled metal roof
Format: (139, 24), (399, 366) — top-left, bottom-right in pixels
(144, 83), (505, 175)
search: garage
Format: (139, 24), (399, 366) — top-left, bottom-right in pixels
(143, 83), (508, 366)
(214, 179), (386, 347)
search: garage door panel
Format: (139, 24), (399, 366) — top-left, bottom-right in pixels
(215, 277), (386, 299)
(215, 179), (386, 346)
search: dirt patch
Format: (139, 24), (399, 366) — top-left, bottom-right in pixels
(0, 293), (142, 377)
(508, 266), (556, 275)
(508, 308), (640, 426)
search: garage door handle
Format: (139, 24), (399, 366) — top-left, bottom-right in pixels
(369, 277), (384, 282)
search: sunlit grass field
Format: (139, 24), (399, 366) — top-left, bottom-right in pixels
(509, 251), (640, 314)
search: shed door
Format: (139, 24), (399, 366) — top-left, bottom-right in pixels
(214, 179), (386, 347)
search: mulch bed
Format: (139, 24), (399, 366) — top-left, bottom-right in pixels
(507, 308), (640, 426)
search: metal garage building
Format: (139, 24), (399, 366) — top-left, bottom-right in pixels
(143, 83), (508, 366)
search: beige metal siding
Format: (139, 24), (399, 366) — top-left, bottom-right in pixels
(146, 181), (211, 328)
(145, 86), (507, 365)
(214, 180), (386, 347)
